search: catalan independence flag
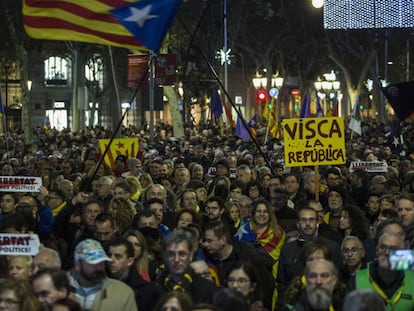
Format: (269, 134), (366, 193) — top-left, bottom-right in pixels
(98, 137), (139, 168)
(23, 0), (181, 52)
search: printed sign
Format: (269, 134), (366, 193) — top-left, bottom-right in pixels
(349, 161), (388, 173)
(283, 117), (346, 167)
(0, 234), (40, 256)
(0, 176), (42, 192)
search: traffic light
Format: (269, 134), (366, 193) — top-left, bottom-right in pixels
(359, 103), (364, 110)
(256, 90), (268, 105)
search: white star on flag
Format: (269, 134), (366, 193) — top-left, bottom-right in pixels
(124, 5), (158, 27)
(235, 225), (249, 240)
(393, 136), (399, 148)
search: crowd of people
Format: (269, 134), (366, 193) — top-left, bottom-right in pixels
(0, 116), (414, 311)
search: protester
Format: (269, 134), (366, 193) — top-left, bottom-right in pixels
(68, 239), (138, 311)
(0, 279), (40, 311)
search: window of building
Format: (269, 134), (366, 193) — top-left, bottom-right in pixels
(85, 54), (104, 90)
(44, 56), (71, 86)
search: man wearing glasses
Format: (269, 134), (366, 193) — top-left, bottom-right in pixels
(339, 236), (366, 283)
(156, 228), (217, 304)
(350, 231), (414, 311)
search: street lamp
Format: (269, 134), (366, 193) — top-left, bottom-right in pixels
(272, 75), (284, 88)
(312, 0), (324, 9)
(315, 71), (341, 116)
(252, 74), (267, 89)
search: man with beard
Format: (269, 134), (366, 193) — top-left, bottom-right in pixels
(283, 259), (341, 311)
(68, 239), (138, 311)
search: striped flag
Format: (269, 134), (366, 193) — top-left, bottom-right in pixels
(23, 0), (181, 52)
(98, 137), (139, 168)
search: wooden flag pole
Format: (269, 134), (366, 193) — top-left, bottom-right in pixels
(315, 165), (320, 203)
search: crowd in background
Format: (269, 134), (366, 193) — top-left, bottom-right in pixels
(0, 116), (413, 311)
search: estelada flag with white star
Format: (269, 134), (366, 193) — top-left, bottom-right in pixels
(23, 0), (181, 52)
(98, 137), (139, 169)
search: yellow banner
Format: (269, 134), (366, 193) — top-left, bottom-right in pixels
(283, 117), (345, 167)
(98, 137), (139, 169)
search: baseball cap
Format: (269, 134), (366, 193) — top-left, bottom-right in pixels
(74, 239), (112, 264)
(371, 175), (387, 185)
(216, 159), (229, 169)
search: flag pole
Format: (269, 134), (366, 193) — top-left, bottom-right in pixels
(82, 56), (152, 191)
(178, 17), (276, 175)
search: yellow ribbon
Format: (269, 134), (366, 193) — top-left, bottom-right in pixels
(369, 275), (403, 308)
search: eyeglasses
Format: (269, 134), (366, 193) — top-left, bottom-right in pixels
(0, 298), (19, 306)
(227, 277), (249, 285)
(342, 247), (363, 256)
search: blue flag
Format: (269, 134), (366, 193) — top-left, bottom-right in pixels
(211, 86), (223, 118)
(247, 114), (257, 129)
(299, 91), (311, 118)
(236, 114), (250, 141)
(111, 0), (181, 52)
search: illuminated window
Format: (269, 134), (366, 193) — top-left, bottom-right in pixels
(85, 54), (104, 90)
(44, 56), (71, 86)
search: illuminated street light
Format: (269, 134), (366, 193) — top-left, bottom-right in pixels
(312, 0), (324, 9)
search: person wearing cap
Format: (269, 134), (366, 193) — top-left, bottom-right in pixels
(215, 159), (229, 177)
(113, 154), (128, 177)
(121, 158), (142, 178)
(68, 239), (138, 311)
(369, 175), (387, 194)
(323, 186), (348, 231)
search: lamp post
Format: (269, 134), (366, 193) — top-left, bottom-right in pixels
(315, 71), (341, 116)
(271, 74), (284, 121)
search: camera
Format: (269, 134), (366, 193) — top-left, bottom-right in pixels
(389, 249), (414, 270)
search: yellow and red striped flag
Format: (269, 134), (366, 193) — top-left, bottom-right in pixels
(98, 137), (139, 169)
(23, 0), (181, 51)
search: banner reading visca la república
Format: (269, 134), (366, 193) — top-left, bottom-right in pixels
(283, 117), (346, 167)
